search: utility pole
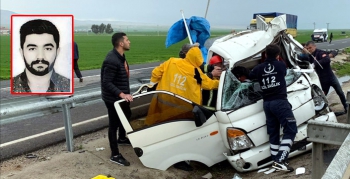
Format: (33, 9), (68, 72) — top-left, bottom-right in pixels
(313, 22), (316, 29)
(205, 0), (211, 19)
(326, 23), (330, 31)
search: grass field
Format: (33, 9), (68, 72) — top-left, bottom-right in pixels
(294, 29), (349, 43)
(345, 47), (350, 53)
(1, 29), (349, 80)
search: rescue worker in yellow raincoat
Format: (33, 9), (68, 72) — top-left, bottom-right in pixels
(145, 43), (219, 126)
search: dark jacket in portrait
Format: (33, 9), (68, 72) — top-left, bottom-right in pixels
(13, 70), (70, 93)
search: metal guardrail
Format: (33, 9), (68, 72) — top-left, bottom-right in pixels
(323, 133), (350, 179)
(307, 90), (350, 179)
(0, 80), (149, 152)
(0, 91), (101, 118)
(0, 87), (102, 124)
(1, 91), (101, 152)
(307, 121), (350, 179)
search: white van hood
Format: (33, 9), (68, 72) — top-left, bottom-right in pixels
(207, 14), (287, 69)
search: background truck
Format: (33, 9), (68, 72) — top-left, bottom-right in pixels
(249, 12), (298, 37)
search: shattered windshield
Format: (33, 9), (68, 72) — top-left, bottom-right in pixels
(221, 69), (302, 111)
(221, 72), (262, 111)
(285, 69), (302, 86)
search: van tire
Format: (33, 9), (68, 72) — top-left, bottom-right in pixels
(312, 85), (328, 113)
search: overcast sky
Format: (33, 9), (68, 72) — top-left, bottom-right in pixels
(1, 0), (350, 29)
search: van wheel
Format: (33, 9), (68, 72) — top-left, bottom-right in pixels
(312, 85), (328, 113)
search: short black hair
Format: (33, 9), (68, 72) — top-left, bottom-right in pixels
(112, 32), (127, 47)
(231, 66), (249, 79)
(305, 41), (315, 46)
(20, 19), (60, 49)
(265, 44), (280, 58)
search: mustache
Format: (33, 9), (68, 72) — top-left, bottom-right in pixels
(31, 59), (50, 66)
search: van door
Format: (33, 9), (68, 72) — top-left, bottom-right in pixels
(256, 15), (268, 30)
(114, 91), (228, 170)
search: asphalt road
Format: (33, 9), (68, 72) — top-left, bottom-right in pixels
(0, 61), (161, 160)
(0, 38), (349, 160)
(315, 38), (350, 50)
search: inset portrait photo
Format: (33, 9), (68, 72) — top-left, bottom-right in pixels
(11, 15), (74, 95)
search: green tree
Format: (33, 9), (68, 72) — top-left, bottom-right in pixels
(91, 24), (99, 34)
(99, 23), (106, 34)
(105, 23), (114, 34)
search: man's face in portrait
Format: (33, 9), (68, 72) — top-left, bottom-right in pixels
(21, 33), (60, 76)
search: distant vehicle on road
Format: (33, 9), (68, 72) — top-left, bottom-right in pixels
(249, 12), (298, 37)
(312, 28), (328, 42)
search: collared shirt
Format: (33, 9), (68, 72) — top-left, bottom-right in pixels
(13, 70), (70, 93)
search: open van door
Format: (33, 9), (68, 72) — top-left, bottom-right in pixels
(256, 15), (268, 30)
(114, 91), (228, 170)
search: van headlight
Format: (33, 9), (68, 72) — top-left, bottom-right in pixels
(227, 128), (254, 150)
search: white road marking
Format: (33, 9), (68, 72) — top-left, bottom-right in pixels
(1, 66), (157, 90)
(0, 114), (108, 148)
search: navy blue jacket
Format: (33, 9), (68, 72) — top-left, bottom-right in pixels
(311, 49), (334, 83)
(74, 42), (79, 60)
(101, 49), (130, 104)
(249, 57), (287, 101)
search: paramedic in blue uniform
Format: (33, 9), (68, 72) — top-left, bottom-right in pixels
(249, 44), (297, 172)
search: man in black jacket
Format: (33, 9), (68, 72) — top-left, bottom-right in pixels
(101, 32), (133, 166)
(250, 44), (297, 172)
(305, 41), (348, 113)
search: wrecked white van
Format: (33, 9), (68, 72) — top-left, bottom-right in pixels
(114, 15), (338, 172)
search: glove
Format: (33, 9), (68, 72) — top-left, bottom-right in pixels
(330, 50), (338, 58)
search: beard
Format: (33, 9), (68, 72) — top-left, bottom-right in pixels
(24, 57), (56, 76)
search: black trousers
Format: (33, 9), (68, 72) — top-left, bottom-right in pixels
(104, 101), (131, 156)
(74, 58), (82, 78)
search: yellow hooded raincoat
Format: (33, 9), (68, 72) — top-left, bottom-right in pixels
(151, 47), (219, 104)
(145, 47), (219, 125)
